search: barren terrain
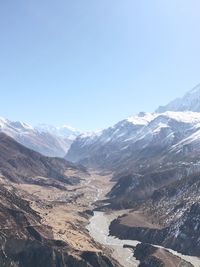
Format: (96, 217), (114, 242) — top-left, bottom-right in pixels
(5, 167), (199, 267)
(13, 170), (115, 254)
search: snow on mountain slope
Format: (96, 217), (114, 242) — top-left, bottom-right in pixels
(127, 112), (157, 125)
(66, 114), (149, 164)
(70, 111), (200, 146)
(66, 111), (200, 170)
(0, 117), (34, 132)
(0, 117), (78, 157)
(156, 84), (200, 113)
(35, 124), (80, 140)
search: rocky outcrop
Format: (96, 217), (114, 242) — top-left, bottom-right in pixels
(110, 217), (166, 247)
(110, 202), (200, 257)
(108, 163), (200, 209)
(134, 243), (192, 267)
(166, 203), (200, 256)
(0, 239), (118, 267)
(134, 243), (164, 267)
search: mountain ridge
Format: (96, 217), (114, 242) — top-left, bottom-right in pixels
(0, 132), (86, 187)
(0, 117), (80, 157)
(156, 84), (200, 113)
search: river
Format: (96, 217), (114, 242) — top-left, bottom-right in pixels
(87, 211), (200, 267)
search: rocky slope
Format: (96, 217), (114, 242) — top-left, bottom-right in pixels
(110, 202), (200, 257)
(0, 132), (86, 187)
(0, 184), (119, 267)
(134, 243), (192, 267)
(108, 167), (200, 257)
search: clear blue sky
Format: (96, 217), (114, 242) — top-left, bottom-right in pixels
(0, 0), (200, 131)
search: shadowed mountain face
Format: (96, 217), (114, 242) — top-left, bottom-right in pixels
(0, 132), (85, 187)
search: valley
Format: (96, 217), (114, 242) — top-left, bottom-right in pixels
(1, 1), (200, 265)
(15, 167), (199, 267)
(1, 86), (200, 266)
(0, 134), (120, 267)
(0, 135), (199, 266)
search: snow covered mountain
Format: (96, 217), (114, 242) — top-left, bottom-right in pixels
(156, 84), (200, 113)
(35, 124), (80, 140)
(66, 111), (200, 171)
(0, 117), (79, 157)
(67, 84), (200, 169)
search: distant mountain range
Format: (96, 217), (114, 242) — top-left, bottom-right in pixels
(0, 118), (80, 157)
(35, 123), (80, 140)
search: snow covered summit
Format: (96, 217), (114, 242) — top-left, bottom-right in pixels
(156, 84), (200, 113)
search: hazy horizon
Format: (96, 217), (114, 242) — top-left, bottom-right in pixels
(0, 84), (197, 132)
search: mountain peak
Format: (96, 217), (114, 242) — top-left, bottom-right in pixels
(156, 84), (200, 113)
(35, 123), (80, 139)
(127, 112), (156, 125)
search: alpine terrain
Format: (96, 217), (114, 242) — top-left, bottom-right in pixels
(65, 84), (200, 266)
(0, 118), (80, 157)
(1, 85), (200, 267)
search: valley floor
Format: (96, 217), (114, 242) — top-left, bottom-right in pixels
(14, 170), (113, 252)
(11, 170), (200, 267)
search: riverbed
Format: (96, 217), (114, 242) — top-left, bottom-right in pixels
(87, 211), (200, 267)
